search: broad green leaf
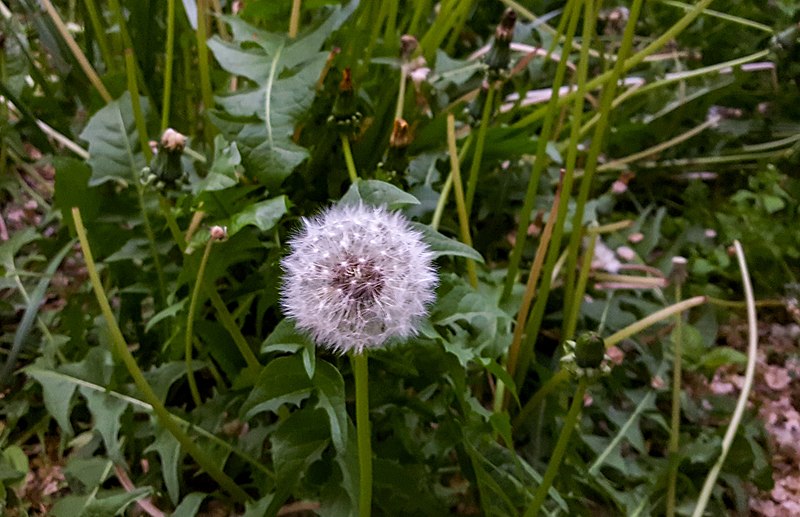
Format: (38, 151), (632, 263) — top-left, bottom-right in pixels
(410, 222), (485, 262)
(145, 299), (187, 333)
(53, 157), (102, 230)
(144, 425), (183, 504)
(64, 457), (113, 491)
(212, 54), (327, 188)
(79, 386), (129, 464)
(313, 360), (347, 453)
(261, 319), (315, 354)
(340, 180), (420, 209)
(271, 407), (330, 490)
(27, 359), (78, 435)
(228, 195), (288, 236)
(0, 445), (28, 486)
(79, 91), (149, 186)
(241, 355), (313, 419)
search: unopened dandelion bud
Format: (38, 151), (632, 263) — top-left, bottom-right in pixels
(561, 332), (612, 380)
(141, 128), (188, 190)
(328, 68), (363, 135)
(399, 34), (419, 62)
(210, 225), (228, 241)
(670, 256), (688, 286)
(486, 8), (516, 75)
(389, 118), (412, 148)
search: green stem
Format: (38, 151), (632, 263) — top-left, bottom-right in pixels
(395, 66), (407, 121)
(515, 295), (707, 430)
(186, 238), (216, 406)
(502, 0), (581, 299)
(341, 134), (359, 183)
(125, 49), (153, 163)
(82, 0), (115, 73)
(288, 0), (301, 38)
(72, 207), (250, 502)
(137, 186), (167, 306)
(511, 0), (715, 131)
(666, 281), (683, 517)
(41, 0), (111, 102)
(431, 135), (472, 232)
(205, 286), (261, 370)
(691, 242), (758, 517)
(196, 0), (215, 142)
(597, 117), (718, 172)
(465, 83), (495, 216)
(446, 114), (478, 288)
(159, 196), (186, 250)
(161, 0), (177, 130)
(511, 0), (595, 389)
(524, 379), (587, 516)
(562, 227), (597, 340)
(353, 353), (372, 517)
(659, 0), (773, 33)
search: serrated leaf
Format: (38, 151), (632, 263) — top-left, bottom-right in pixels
(27, 360), (77, 436)
(208, 4), (355, 188)
(79, 385), (128, 464)
(409, 222), (484, 262)
(340, 180), (420, 209)
(145, 425), (182, 504)
(241, 355), (313, 419)
(79, 92), (148, 186)
(228, 195), (288, 236)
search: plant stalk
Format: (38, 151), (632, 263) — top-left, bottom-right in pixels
(72, 207), (249, 502)
(353, 353), (372, 517)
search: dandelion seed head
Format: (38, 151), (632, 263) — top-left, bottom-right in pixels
(281, 203), (437, 354)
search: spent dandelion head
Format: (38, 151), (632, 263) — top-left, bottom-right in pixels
(281, 203), (437, 354)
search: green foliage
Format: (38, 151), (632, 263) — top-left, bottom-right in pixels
(2, 0), (795, 515)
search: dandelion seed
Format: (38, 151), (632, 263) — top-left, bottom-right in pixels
(281, 203), (437, 354)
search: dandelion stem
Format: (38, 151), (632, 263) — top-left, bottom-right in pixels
(72, 207), (249, 502)
(524, 378), (587, 516)
(341, 134), (359, 183)
(446, 113), (478, 288)
(41, 0), (111, 102)
(289, 0), (301, 38)
(185, 237), (215, 406)
(353, 353), (372, 517)
(691, 242), (758, 517)
(465, 83), (495, 216)
(161, 0), (177, 130)
(666, 279), (683, 517)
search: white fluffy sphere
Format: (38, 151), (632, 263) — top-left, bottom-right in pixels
(281, 203), (437, 354)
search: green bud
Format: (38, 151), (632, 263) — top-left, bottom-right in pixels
(574, 332), (605, 369)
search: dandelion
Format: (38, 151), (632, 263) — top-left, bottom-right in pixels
(281, 203), (437, 354)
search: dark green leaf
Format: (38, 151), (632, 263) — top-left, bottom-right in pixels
(241, 355), (313, 419)
(79, 92), (149, 186)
